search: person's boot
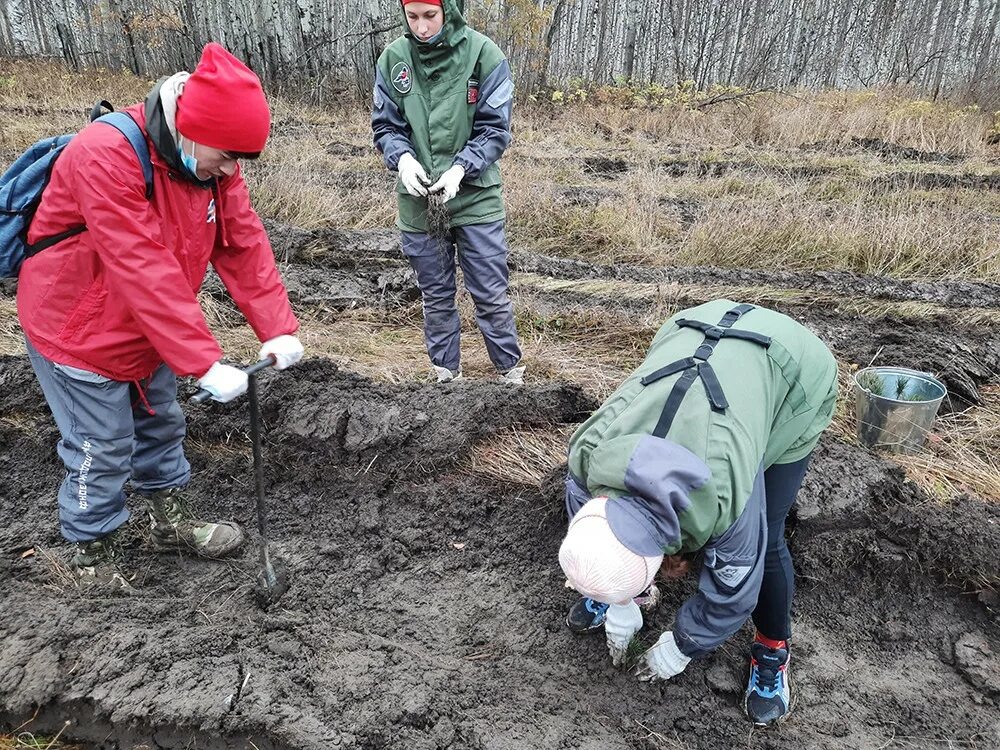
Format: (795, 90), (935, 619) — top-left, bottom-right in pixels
(744, 636), (791, 726)
(499, 365), (525, 385)
(565, 584), (661, 633)
(144, 487), (244, 558)
(70, 529), (133, 591)
(433, 365), (463, 383)
(566, 597), (610, 632)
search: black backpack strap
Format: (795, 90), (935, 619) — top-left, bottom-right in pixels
(645, 304), (772, 437)
(90, 100), (115, 122)
(641, 357), (697, 386)
(27, 226), (87, 255)
(651, 367), (699, 438)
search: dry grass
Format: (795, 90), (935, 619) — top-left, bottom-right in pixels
(526, 88), (994, 156)
(0, 717), (78, 750)
(510, 273), (999, 329)
(0, 299), (24, 355)
(466, 424), (574, 487)
(4, 60), (1000, 281)
(892, 387), (1000, 502)
(677, 196), (1000, 281)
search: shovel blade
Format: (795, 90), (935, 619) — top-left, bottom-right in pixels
(254, 559), (290, 608)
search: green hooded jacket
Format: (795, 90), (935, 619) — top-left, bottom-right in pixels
(568, 300), (839, 555)
(372, 0), (512, 232)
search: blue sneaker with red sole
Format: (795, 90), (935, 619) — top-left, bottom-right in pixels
(745, 639), (791, 726)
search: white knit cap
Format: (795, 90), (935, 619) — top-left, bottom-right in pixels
(559, 496), (664, 605)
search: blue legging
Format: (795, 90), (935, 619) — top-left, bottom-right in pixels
(751, 454), (812, 642)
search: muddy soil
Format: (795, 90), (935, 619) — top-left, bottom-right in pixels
(1, 348), (998, 750)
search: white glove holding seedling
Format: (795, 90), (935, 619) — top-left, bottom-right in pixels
(605, 601), (643, 667)
(259, 334), (304, 371)
(397, 152), (430, 197)
(198, 362), (248, 403)
(429, 164), (465, 202)
(635, 631), (691, 682)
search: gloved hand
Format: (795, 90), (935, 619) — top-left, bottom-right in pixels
(635, 631), (691, 682)
(397, 152), (430, 197)
(605, 601), (643, 666)
(259, 334), (303, 371)
(429, 164), (465, 202)
(198, 362), (248, 403)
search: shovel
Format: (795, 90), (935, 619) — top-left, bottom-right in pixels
(191, 356), (290, 607)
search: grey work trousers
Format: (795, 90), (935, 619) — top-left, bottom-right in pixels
(26, 339), (190, 543)
(401, 220), (522, 373)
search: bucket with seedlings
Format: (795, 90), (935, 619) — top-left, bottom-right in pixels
(853, 366), (947, 453)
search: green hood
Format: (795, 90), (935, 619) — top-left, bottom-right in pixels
(399, 0), (468, 62)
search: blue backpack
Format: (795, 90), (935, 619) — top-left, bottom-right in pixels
(0, 103), (154, 278)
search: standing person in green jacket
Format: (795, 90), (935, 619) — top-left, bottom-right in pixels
(372, 0), (524, 384)
(557, 300), (838, 727)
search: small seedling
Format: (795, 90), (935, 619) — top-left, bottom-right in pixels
(856, 370), (885, 396)
(621, 634), (649, 670)
(894, 375), (910, 399)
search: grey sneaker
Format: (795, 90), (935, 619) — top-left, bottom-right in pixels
(144, 487), (244, 558)
(499, 365), (525, 385)
(433, 365), (463, 383)
(71, 530), (133, 591)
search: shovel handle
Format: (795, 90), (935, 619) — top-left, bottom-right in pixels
(190, 355), (276, 404)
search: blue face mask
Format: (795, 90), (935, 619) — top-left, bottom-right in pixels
(177, 137), (199, 177)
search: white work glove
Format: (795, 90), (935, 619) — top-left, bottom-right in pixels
(605, 601), (643, 667)
(429, 164), (465, 202)
(198, 362), (248, 403)
(259, 334), (303, 371)
(635, 631), (692, 682)
(397, 152), (430, 197)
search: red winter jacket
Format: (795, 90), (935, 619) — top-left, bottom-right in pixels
(16, 103), (298, 382)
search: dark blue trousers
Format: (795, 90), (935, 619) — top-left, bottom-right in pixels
(752, 454), (812, 641)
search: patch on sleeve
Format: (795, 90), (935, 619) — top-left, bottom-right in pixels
(390, 62), (412, 94)
(486, 78), (514, 109)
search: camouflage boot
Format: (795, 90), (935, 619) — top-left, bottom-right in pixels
(70, 530), (133, 591)
(144, 487), (245, 558)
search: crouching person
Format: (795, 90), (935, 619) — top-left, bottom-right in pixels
(16, 43), (303, 589)
(557, 299), (838, 726)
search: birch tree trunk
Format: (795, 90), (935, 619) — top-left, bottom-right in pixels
(0, 0), (996, 105)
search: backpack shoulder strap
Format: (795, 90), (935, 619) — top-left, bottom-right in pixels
(94, 112), (154, 200)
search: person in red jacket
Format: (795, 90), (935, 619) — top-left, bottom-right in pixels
(16, 43), (303, 590)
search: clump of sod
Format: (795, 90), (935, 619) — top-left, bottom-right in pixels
(426, 190), (451, 241)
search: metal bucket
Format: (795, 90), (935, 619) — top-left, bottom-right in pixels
(854, 367), (947, 453)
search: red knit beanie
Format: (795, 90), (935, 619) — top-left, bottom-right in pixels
(176, 43), (271, 154)
(402, 0), (442, 6)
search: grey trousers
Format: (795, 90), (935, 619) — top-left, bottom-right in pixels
(401, 220), (522, 372)
(26, 339), (191, 543)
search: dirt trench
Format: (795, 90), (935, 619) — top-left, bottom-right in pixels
(0, 352), (998, 750)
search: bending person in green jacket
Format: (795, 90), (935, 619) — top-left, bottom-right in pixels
(372, 0), (524, 384)
(558, 300), (838, 726)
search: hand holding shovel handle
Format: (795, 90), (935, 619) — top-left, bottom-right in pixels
(190, 355), (277, 404)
